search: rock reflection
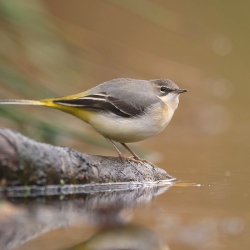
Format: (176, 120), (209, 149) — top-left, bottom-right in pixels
(69, 224), (169, 250)
(0, 182), (173, 249)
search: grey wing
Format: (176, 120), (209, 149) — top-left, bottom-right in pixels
(53, 92), (144, 118)
(96, 78), (159, 110)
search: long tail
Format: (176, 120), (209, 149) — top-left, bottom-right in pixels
(0, 97), (92, 122)
(0, 99), (44, 105)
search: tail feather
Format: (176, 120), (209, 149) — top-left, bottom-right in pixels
(0, 99), (44, 105)
(0, 97), (92, 122)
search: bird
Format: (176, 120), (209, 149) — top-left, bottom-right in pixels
(0, 78), (187, 161)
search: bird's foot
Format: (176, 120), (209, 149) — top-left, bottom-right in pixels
(117, 153), (156, 166)
(126, 156), (156, 167)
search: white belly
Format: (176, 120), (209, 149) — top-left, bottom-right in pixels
(88, 104), (174, 143)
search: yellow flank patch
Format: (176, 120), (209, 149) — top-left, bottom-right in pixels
(40, 99), (93, 123)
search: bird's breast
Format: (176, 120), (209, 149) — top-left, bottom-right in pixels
(88, 103), (174, 143)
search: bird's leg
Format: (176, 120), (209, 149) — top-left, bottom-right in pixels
(120, 143), (141, 160)
(105, 138), (153, 165)
(121, 142), (156, 166)
(105, 138), (126, 159)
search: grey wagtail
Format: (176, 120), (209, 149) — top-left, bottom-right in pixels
(0, 78), (187, 161)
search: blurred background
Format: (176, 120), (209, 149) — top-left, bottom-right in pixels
(1, 1), (250, 249)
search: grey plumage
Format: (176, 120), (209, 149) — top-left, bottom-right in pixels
(54, 78), (181, 118)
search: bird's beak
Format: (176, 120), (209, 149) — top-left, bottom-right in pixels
(173, 89), (187, 94)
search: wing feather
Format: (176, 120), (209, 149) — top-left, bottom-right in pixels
(53, 92), (143, 118)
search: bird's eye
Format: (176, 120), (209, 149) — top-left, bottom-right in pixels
(160, 86), (172, 93)
(160, 86), (167, 92)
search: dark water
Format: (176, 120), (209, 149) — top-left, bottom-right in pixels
(1, 0), (250, 249)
